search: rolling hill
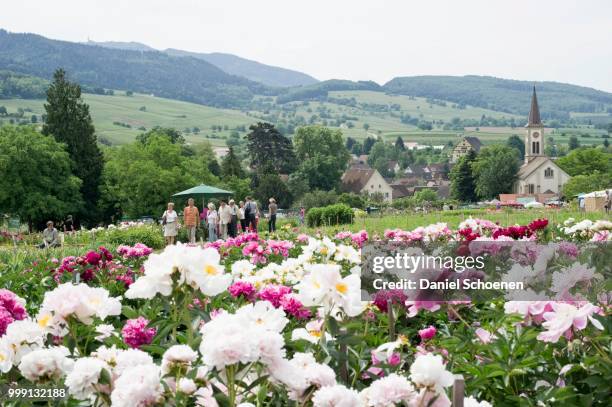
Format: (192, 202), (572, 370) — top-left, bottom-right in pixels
(0, 29), (270, 108)
(383, 75), (612, 120)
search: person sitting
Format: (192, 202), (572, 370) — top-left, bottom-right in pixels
(38, 221), (60, 248)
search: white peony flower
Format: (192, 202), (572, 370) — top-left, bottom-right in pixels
(464, 396), (493, 407)
(236, 301), (289, 333)
(0, 319), (46, 367)
(0, 340), (15, 373)
(65, 357), (109, 400)
(409, 353), (454, 393)
(269, 353), (336, 401)
(114, 348), (154, 376)
(361, 373), (416, 406)
(231, 259), (256, 277)
(199, 309), (285, 370)
(291, 319), (332, 344)
(94, 324), (116, 342)
(182, 246), (232, 296)
(312, 384), (360, 407)
(38, 283), (121, 327)
(161, 344), (198, 374)
(111, 364), (164, 407)
(296, 264), (363, 317)
(177, 378), (197, 394)
(18, 346), (73, 382)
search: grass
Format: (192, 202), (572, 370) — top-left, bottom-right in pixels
(299, 208), (609, 236)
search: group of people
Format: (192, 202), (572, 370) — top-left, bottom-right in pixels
(161, 196), (279, 245)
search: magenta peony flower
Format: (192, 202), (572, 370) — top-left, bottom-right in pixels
(0, 289), (28, 335)
(279, 295), (311, 319)
(418, 325), (437, 341)
(121, 317), (156, 348)
(228, 281), (256, 299)
(372, 290), (407, 313)
(85, 250), (101, 266)
(258, 284), (292, 308)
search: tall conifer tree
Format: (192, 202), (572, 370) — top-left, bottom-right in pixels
(43, 69), (103, 221)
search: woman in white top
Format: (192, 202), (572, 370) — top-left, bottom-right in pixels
(206, 203), (218, 242)
(162, 202), (179, 246)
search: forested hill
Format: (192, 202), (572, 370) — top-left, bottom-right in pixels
(164, 49), (318, 88)
(0, 30), (270, 108)
(383, 76), (612, 120)
(87, 41), (318, 87)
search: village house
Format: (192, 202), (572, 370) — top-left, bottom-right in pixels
(450, 136), (482, 163)
(341, 167), (394, 202)
(512, 87), (570, 198)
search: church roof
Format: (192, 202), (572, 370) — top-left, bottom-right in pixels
(527, 86), (542, 126)
(463, 136), (482, 151)
(518, 156), (569, 179)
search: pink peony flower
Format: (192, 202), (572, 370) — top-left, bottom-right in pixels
(0, 289), (28, 335)
(536, 302), (604, 343)
(121, 317), (157, 348)
(418, 326), (437, 341)
(474, 328), (496, 344)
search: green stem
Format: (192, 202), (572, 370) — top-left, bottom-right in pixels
(227, 364), (236, 406)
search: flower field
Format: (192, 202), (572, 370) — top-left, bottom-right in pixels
(0, 217), (610, 406)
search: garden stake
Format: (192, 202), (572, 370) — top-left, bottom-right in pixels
(452, 374), (465, 406)
(339, 327), (349, 384)
(387, 299), (395, 339)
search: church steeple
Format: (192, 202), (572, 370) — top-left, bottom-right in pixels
(527, 86), (541, 127)
(524, 86), (544, 164)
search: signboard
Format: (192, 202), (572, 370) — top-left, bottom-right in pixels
(7, 217), (20, 231)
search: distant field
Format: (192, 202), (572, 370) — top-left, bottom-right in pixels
(0, 90), (607, 149)
(0, 92), (253, 146)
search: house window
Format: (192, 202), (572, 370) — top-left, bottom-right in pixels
(527, 184), (535, 194)
(537, 185), (541, 193)
(544, 168), (553, 178)
(378, 184), (381, 189)
(532, 141), (540, 155)
(385, 192), (389, 198)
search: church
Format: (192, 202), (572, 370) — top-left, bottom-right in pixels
(513, 87), (570, 197)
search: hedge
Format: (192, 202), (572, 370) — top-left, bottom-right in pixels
(306, 204), (354, 227)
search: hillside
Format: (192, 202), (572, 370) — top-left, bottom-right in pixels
(86, 41), (318, 87)
(85, 40), (156, 52)
(165, 49), (318, 87)
(384, 76), (612, 120)
(1, 90), (606, 149)
(0, 92), (253, 146)
(0, 29), (269, 108)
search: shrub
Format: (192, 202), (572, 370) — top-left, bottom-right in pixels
(106, 226), (164, 249)
(298, 190), (338, 210)
(337, 193), (366, 209)
(307, 204), (353, 227)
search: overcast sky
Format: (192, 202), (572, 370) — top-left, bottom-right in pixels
(2, 0), (611, 91)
